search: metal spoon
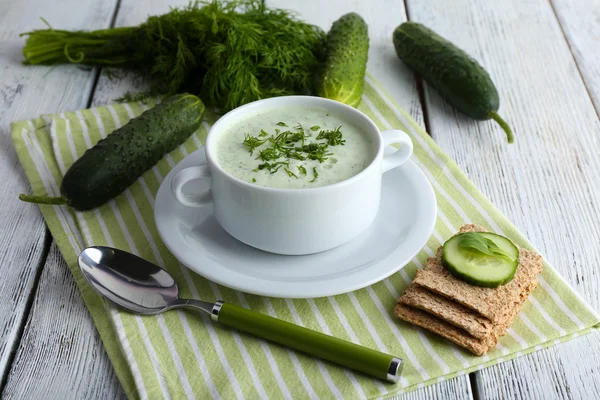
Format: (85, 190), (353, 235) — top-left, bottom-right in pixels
(78, 246), (403, 382)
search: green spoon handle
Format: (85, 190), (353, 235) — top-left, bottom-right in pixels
(212, 301), (402, 382)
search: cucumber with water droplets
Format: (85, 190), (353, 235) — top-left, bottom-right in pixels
(393, 22), (514, 143)
(317, 13), (369, 107)
(19, 93), (205, 210)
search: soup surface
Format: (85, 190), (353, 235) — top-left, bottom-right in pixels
(215, 107), (375, 188)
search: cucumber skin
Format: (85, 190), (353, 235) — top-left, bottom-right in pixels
(317, 13), (369, 107)
(393, 22), (498, 120)
(61, 94), (205, 210)
(441, 232), (519, 288)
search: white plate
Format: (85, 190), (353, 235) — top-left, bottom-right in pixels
(155, 149), (437, 298)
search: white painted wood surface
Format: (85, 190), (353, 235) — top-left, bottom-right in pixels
(404, 0), (600, 398)
(1, 244), (126, 400)
(551, 0), (600, 115)
(0, 0), (117, 386)
(1, 0), (599, 398)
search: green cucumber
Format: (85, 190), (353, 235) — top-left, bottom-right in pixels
(393, 22), (514, 143)
(317, 13), (369, 107)
(20, 93), (205, 210)
(442, 232), (519, 288)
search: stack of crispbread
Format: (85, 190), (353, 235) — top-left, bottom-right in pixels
(395, 224), (543, 355)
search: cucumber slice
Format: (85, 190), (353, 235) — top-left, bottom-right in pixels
(442, 232), (519, 288)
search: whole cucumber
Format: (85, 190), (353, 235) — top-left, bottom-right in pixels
(20, 93), (205, 210)
(317, 13), (369, 107)
(393, 22), (513, 143)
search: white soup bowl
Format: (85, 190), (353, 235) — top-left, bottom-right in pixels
(171, 96), (413, 255)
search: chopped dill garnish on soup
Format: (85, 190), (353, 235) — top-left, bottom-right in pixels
(243, 122), (346, 182)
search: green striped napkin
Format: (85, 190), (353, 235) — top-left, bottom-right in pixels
(12, 75), (599, 400)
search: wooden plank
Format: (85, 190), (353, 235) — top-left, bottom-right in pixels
(0, 0), (117, 384)
(401, 377), (473, 400)
(403, 0), (600, 398)
(2, 244), (126, 400)
(551, 0), (600, 115)
(475, 332), (600, 400)
(263, 1), (471, 398)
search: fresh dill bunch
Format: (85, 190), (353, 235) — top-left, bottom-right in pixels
(21, 0), (326, 112)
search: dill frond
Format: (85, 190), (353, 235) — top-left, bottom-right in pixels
(21, 0), (325, 112)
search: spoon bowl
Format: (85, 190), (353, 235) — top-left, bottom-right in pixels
(78, 246), (208, 314)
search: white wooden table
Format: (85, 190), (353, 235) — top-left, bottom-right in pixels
(1, 0), (599, 398)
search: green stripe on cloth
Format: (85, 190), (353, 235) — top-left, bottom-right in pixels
(12, 74), (599, 399)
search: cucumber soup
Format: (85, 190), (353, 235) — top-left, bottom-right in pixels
(215, 107), (375, 189)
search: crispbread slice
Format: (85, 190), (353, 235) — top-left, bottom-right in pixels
(394, 303), (497, 356)
(399, 286), (493, 339)
(414, 249), (541, 323)
(413, 225), (543, 323)
(494, 278), (538, 336)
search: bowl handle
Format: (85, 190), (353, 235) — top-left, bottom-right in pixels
(381, 130), (413, 173)
(171, 165), (213, 207)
